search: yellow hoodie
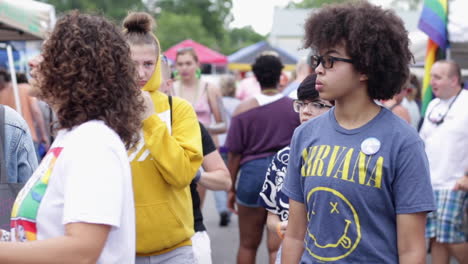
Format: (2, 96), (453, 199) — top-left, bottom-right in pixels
(130, 38), (203, 256)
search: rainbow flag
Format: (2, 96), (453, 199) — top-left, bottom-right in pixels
(418, 0), (448, 115)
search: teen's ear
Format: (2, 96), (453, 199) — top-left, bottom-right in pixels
(359, 73), (368, 81)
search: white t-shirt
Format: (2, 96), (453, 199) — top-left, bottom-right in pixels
(10, 120), (135, 264)
(401, 97), (421, 129)
(419, 89), (468, 189)
(218, 96), (241, 147)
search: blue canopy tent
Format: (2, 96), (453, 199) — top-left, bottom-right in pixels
(228, 41), (298, 71)
(0, 0), (55, 114)
(0, 45), (20, 69)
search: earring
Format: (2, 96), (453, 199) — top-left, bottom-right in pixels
(173, 70), (180, 80)
(196, 68), (201, 79)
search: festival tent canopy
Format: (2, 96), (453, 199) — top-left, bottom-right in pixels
(0, 0), (55, 41)
(0, 0), (55, 115)
(164, 39), (228, 65)
(228, 41), (298, 71)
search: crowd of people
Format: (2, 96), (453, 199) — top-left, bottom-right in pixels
(0, 1), (467, 264)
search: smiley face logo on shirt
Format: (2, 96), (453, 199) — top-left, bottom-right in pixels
(305, 187), (361, 262)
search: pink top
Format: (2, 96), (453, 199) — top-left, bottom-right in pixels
(235, 77), (261, 101)
(175, 80), (212, 126)
(194, 85), (212, 126)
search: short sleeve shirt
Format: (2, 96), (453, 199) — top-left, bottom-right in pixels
(283, 108), (435, 263)
(258, 146), (290, 221)
(10, 121), (135, 264)
(191, 122), (217, 232)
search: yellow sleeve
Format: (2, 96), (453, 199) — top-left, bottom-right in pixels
(142, 98), (203, 188)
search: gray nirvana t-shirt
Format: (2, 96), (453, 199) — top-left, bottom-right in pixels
(283, 107), (435, 264)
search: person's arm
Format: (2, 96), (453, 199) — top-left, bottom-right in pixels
(281, 199), (306, 263)
(393, 106), (411, 124)
(397, 213), (427, 264)
(29, 97), (50, 148)
(8, 107), (39, 183)
(198, 150), (231, 191)
(266, 212), (287, 240)
(0, 223), (110, 264)
(206, 84), (226, 134)
(454, 171), (468, 191)
(142, 94), (203, 188)
(16, 130), (38, 183)
(227, 152), (241, 214)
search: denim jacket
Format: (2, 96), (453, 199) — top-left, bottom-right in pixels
(2, 105), (38, 183)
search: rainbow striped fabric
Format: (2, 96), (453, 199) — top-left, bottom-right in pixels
(418, 0), (448, 115)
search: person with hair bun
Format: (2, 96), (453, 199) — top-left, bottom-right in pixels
(225, 54), (300, 264)
(122, 12), (203, 264)
(0, 11), (142, 263)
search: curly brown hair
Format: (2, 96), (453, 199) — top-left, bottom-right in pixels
(304, 1), (413, 100)
(37, 11), (145, 149)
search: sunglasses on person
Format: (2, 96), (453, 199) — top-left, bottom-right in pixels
(176, 47), (195, 54)
(310, 54), (353, 69)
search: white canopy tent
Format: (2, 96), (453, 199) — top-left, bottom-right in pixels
(0, 0), (55, 114)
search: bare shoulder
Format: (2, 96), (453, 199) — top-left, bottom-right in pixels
(205, 81), (220, 96)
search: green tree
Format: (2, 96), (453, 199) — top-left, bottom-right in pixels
(156, 0), (232, 40)
(39, 0), (146, 21)
(40, 0), (264, 57)
(156, 11), (217, 51)
(221, 26), (266, 55)
(286, 0), (350, 8)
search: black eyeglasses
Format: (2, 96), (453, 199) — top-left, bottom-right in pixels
(310, 54), (353, 69)
(293, 100), (333, 113)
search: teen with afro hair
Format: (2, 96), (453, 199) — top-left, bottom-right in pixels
(281, 2), (435, 263)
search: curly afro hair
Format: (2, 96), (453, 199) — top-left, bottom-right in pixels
(37, 11), (145, 149)
(304, 1), (413, 100)
(252, 54), (284, 88)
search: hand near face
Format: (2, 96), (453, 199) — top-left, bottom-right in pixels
(141, 91), (155, 120)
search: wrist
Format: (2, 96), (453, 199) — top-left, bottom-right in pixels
(194, 170), (202, 183)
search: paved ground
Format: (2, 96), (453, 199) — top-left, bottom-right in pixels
(202, 191), (458, 264)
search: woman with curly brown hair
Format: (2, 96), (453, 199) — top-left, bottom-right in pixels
(282, 2), (435, 263)
(122, 12), (203, 264)
(0, 11), (144, 264)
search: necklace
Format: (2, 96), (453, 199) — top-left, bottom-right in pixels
(261, 88), (279, 95)
(427, 89), (462, 126)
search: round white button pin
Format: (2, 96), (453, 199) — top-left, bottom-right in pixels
(361, 137), (381, 155)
